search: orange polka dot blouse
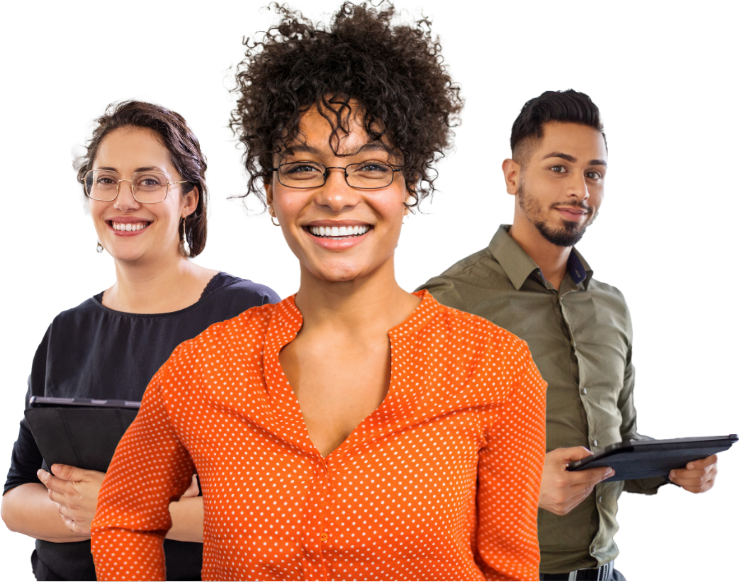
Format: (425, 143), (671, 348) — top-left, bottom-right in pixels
(91, 291), (547, 581)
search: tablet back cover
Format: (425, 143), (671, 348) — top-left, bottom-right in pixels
(571, 436), (736, 482)
(24, 407), (138, 473)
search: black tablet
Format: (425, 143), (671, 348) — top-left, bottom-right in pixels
(567, 435), (737, 482)
(25, 397), (140, 473)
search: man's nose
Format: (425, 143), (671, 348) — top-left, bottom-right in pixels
(567, 173), (590, 201)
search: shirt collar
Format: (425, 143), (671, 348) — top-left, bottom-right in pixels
(488, 225), (594, 290)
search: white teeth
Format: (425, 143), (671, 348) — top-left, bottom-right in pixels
(112, 222), (148, 231)
(308, 225), (371, 238)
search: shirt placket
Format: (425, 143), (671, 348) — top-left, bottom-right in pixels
(559, 285), (611, 560)
(300, 454), (332, 580)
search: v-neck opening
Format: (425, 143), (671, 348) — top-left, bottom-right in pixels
(266, 290), (433, 460)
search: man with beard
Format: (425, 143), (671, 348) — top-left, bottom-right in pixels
(419, 90), (718, 580)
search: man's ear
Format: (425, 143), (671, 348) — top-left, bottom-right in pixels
(502, 159), (521, 196)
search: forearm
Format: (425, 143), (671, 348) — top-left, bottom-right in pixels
(92, 372), (194, 580)
(166, 497), (204, 543)
(1, 484), (89, 543)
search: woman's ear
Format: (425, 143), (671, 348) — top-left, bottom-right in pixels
(182, 185), (199, 218)
(265, 182), (274, 207)
(403, 188), (416, 217)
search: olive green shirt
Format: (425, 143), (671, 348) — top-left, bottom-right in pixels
(419, 225), (665, 574)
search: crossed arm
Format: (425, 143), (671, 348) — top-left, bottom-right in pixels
(1, 465), (203, 544)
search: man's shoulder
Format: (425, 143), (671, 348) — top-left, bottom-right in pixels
(418, 246), (512, 294)
(586, 276), (629, 310)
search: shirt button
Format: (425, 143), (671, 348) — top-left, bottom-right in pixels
(598, 496), (603, 503)
(572, 341), (578, 350)
(320, 533), (328, 542)
(581, 387), (588, 395)
(593, 439), (599, 447)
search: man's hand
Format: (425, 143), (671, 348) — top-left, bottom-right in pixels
(539, 447), (614, 516)
(669, 455), (718, 493)
(37, 464), (105, 536)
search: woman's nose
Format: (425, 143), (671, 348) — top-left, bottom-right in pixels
(314, 169), (361, 212)
(113, 180), (141, 211)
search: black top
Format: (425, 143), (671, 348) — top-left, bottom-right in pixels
(4, 273), (280, 581)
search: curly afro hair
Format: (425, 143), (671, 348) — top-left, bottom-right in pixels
(229, 1), (463, 207)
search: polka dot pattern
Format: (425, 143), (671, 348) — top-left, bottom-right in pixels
(91, 291), (547, 581)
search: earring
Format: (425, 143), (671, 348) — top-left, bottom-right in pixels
(96, 240), (104, 253)
(269, 206), (280, 227)
(179, 218), (191, 257)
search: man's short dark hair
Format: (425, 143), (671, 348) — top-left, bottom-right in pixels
(229, 1), (463, 207)
(510, 90), (606, 164)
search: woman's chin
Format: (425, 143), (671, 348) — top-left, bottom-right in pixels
(303, 256), (393, 286)
(104, 246), (149, 264)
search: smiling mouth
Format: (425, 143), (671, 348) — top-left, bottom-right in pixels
(108, 221), (151, 232)
(307, 225), (371, 240)
(554, 205), (590, 215)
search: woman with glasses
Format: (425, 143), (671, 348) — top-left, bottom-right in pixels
(1, 100), (279, 580)
(92, 4), (547, 581)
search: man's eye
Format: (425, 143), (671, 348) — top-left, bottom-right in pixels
(550, 165), (566, 173)
(586, 171), (602, 180)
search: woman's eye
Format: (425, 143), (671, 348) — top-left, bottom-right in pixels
(357, 163), (390, 173)
(283, 163), (321, 175)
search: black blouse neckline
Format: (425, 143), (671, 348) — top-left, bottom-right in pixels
(91, 272), (231, 319)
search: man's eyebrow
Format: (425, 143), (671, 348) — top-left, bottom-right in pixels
(540, 152), (608, 167)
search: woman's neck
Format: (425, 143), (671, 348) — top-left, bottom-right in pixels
(294, 258), (420, 338)
(103, 254), (215, 314)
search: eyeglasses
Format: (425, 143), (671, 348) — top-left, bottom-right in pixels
(83, 169), (188, 204)
(270, 161), (403, 190)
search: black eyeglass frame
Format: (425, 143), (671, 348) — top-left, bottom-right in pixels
(83, 169), (189, 204)
(268, 161), (404, 190)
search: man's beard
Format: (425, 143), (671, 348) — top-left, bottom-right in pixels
(517, 182), (596, 247)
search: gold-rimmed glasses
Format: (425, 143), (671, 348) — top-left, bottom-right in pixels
(83, 169), (188, 204)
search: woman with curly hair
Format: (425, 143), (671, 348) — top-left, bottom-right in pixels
(91, 3), (547, 580)
(2, 100), (279, 580)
